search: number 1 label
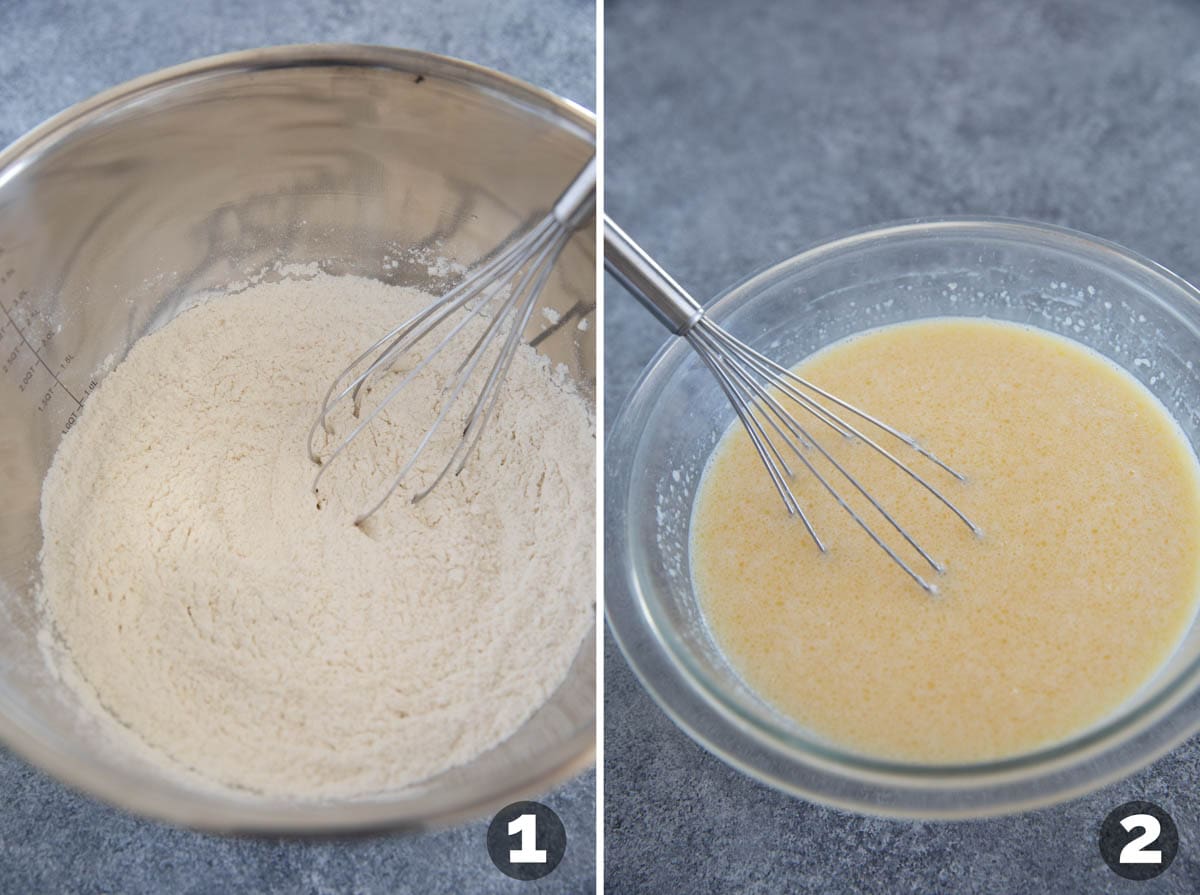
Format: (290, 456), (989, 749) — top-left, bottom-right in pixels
(487, 800), (567, 881)
(508, 813), (548, 864)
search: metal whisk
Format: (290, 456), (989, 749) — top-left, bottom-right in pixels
(308, 157), (596, 523)
(604, 218), (981, 593)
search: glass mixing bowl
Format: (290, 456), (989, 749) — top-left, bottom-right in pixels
(606, 218), (1200, 818)
(0, 45), (594, 833)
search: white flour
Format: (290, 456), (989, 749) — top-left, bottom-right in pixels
(37, 273), (594, 798)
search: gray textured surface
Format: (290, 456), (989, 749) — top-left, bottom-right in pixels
(605, 0), (1200, 892)
(0, 2), (594, 893)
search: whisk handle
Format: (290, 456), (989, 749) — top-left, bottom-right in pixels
(604, 216), (705, 334)
(553, 157), (598, 230)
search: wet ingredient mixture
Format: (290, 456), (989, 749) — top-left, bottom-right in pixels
(691, 318), (1200, 762)
(39, 272), (594, 797)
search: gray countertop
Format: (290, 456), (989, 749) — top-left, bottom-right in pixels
(0, 2), (594, 893)
(604, 0), (1200, 892)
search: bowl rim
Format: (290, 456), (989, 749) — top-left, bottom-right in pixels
(605, 214), (1200, 819)
(0, 43), (595, 188)
(0, 44), (595, 835)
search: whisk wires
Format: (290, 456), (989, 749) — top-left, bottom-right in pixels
(687, 315), (981, 594)
(307, 213), (576, 524)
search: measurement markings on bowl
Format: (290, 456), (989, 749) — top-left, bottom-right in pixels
(0, 275), (97, 434)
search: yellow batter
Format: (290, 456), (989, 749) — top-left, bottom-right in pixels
(691, 318), (1200, 763)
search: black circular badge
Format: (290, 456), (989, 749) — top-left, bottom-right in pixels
(1098, 800), (1178, 881)
(486, 801), (567, 881)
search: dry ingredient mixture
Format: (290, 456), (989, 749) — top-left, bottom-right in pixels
(38, 272), (594, 798)
(691, 318), (1200, 763)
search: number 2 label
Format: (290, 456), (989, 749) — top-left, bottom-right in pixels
(1118, 814), (1162, 865)
(1099, 800), (1178, 881)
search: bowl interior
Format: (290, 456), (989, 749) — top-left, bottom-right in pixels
(612, 219), (1200, 814)
(0, 47), (595, 832)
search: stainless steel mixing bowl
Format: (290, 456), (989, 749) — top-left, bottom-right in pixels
(0, 45), (595, 833)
